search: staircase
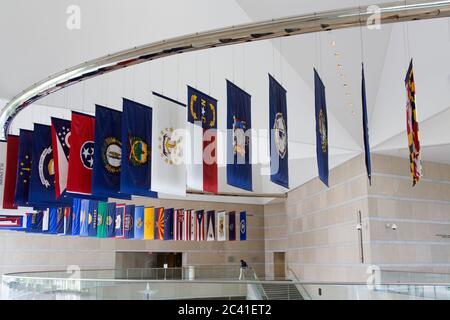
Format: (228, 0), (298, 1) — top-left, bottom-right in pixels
(260, 281), (304, 300)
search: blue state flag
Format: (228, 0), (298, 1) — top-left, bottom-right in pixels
(79, 199), (90, 237)
(114, 204), (126, 238)
(124, 204), (135, 239)
(361, 63), (372, 184)
(26, 211), (43, 233)
(134, 206), (144, 240)
(63, 206), (72, 235)
(226, 80), (252, 191)
(269, 75), (289, 189)
(87, 200), (98, 237)
(14, 129), (33, 207)
(120, 98), (157, 198)
(314, 69), (329, 187)
(92, 105), (131, 200)
(239, 211), (247, 241)
(71, 198), (81, 236)
(164, 208), (174, 240)
(106, 202), (116, 238)
(48, 207), (58, 234)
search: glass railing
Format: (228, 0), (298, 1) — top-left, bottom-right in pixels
(2, 269), (450, 300)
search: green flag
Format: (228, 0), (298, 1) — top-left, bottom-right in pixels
(97, 201), (108, 238)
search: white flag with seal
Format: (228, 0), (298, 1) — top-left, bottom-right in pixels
(151, 92), (187, 196)
(217, 211), (227, 241)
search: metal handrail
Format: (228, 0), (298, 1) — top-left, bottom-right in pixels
(1, 0), (450, 140)
(287, 267), (311, 300)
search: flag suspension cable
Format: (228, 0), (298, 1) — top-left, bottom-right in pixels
(1, 0), (450, 140)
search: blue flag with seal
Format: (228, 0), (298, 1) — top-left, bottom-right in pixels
(361, 63), (372, 184)
(92, 105), (131, 199)
(14, 129), (33, 207)
(239, 211), (247, 241)
(114, 204), (126, 238)
(26, 211), (43, 233)
(120, 98), (157, 197)
(269, 74), (289, 189)
(87, 200), (98, 237)
(124, 204), (135, 239)
(71, 198), (81, 236)
(134, 205), (144, 240)
(226, 80), (252, 191)
(106, 202), (116, 238)
(164, 208), (174, 240)
(79, 199), (90, 237)
(314, 69), (329, 187)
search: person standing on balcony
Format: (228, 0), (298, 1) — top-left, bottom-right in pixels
(239, 259), (248, 280)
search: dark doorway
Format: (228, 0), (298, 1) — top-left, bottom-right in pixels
(156, 252), (182, 268)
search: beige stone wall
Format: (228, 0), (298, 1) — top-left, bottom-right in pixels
(0, 198), (265, 277)
(368, 154), (450, 275)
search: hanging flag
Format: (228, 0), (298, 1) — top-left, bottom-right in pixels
(195, 210), (205, 241)
(120, 98), (157, 198)
(187, 86), (218, 194)
(42, 209), (49, 233)
(361, 64), (372, 184)
(79, 199), (90, 236)
(269, 75), (289, 189)
(174, 209), (184, 241)
(124, 204), (135, 239)
(154, 207), (164, 240)
(206, 210), (216, 241)
(56, 208), (65, 234)
(63, 206), (72, 235)
(51, 117), (71, 199)
(239, 211), (247, 241)
(96, 201), (108, 238)
(405, 59), (422, 186)
(28, 124), (62, 207)
(314, 69), (329, 187)
(0, 141), (6, 209)
(71, 198), (81, 236)
(190, 209), (197, 241)
(2, 135), (19, 209)
(114, 204), (126, 238)
(0, 214), (25, 229)
(67, 112), (95, 195)
(226, 80), (252, 191)
(47, 208), (58, 234)
(134, 205), (145, 240)
(87, 200), (99, 237)
(92, 105), (130, 199)
(144, 207), (155, 240)
(228, 211), (236, 241)
(164, 208), (174, 240)
(26, 212), (43, 233)
(216, 211), (226, 241)
(14, 129), (33, 207)
(151, 92), (186, 196)
(183, 209), (192, 241)
(106, 202), (116, 238)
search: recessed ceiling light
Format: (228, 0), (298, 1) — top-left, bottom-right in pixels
(331, 40), (336, 46)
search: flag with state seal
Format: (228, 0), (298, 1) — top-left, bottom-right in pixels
(134, 205), (145, 240)
(106, 202), (116, 238)
(114, 203), (126, 238)
(14, 129), (33, 207)
(96, 201), (108, 238)
(314, 69), (329, 187)
(51, 117), (71, 199)
(124, 204), (135, 239)
(239, 211), (247, 241)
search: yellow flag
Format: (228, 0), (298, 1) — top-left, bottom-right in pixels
(144, 207), (155, 240)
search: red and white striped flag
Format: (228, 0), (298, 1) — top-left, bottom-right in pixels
(173, 209), (185, 241)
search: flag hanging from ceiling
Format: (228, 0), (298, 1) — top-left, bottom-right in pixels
(96, 201), (108, 238)
(183, 209), (193, 241)
(51, 117), (71, 199)
(64, 206), (72, 235)
(405, 59), (422, 186)
(0, 214), (24, 229)
(2, 135), (19, 209)
(42, 209), (49, 233)
(239, 211), (247, 241)
(79, 199), (90, 237)
(14, 129), (33, 207)
(216, 211), (226, 241)
(314, 69), (329, 187)
(124, 204), (135, 239)
(29, 124), (66, 207)
(120, 98), (157, 198)
(71, 198), (81, 236)
(67, 112), (95, 195)
(164, 208), (174, 240)
(56, 208), (65, 234)
(361, 64), (372, 184)
(144, 207), (155, 240)
(48, 208), (58, 234)
(106, 202), (116, 238)
(114, 204), (126, 238)
(206, 210), (216, 241)
(269, 75), (289, 189)
(227, 80), (252, 191)
(187, 86), (218, 194)
(228, 211), (236, 241)
(195, 210), (205, 241)
(92, 105), (131, 199)
(174, 209), (184, 241)
(154, 207), (164, 240)
(87, 200), (99, 237)
(151, 92), (186, 196)
(189, 209), (196, 241)
(0, 141), (6, 209)
(26, 212), (43, 233)
(134, 206), (145, 240)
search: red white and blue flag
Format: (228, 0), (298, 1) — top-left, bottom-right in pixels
(173, 209), (185, 241)
(196, 210), (205, 241)
(51, 117), (71, 198)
